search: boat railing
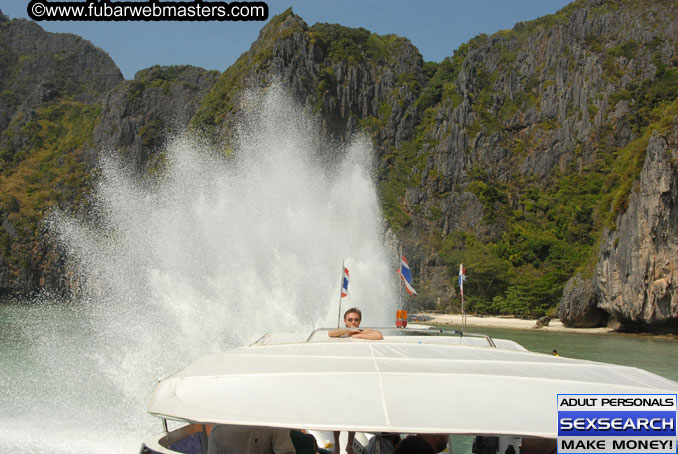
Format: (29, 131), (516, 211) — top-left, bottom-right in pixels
(304, 327), (497, 347)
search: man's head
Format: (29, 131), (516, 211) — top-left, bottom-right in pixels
(343, 308), (362, 328)
(396, 434), (448, 454)
(394, 434), (450, 454)
(421, 434), (448, 453)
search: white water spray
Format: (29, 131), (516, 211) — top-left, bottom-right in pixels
(1, 85), (397, 453)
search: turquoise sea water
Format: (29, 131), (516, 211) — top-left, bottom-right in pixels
(432, 324), (678, 381)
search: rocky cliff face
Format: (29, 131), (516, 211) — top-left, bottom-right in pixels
(0, 14), (123, 156)
(1, 2), (678, 331)
(92, 65), (219, 172)
(193, 11), (425, 156)
(388, 1), (678, 315)
(0, 13), (217, 294)
(558, 272), (608, 327)
(594, 127), (678, 331)
(0, 12), (123, 293)
(196, 1), (678, 325)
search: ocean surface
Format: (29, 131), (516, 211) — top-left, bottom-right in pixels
(431, 324), (678, 382)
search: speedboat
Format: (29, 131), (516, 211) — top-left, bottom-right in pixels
(140, 326), (678, 453)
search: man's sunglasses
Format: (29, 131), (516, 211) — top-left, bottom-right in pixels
(347, 318), (361, 322)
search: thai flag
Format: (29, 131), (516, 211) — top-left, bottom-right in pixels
(341, 267), (349, 298)
(459, 264), (466, 297)
(399, 256), (417, 296)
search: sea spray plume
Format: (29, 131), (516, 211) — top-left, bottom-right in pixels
(22, 83), (397, 452)
(229, 83), (397, 323)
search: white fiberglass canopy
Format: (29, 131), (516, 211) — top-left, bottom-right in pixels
(148, 332), (678, 438)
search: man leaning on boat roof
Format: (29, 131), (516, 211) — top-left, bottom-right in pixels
(328, 308), (382, 454)
(328, 308), (383, 340)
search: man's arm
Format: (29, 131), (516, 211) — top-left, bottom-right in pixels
(333, 431), (357, 454)
(328, 328), (361, 337)
(350, 329), (383, 340)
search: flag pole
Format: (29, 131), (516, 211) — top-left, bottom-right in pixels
(337, 260), (345, 328)
(398, 246), (403, 310)
(460, 263), (466, 335)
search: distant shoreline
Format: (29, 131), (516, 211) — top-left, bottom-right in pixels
(414, 312), (614, 334)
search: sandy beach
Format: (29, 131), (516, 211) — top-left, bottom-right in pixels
(414, 313), (614, 334)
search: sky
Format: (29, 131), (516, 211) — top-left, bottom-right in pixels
(0, 0), (573, 80)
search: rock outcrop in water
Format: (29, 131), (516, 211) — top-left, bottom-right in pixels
(0, 2), (677, 331)
(558, 273), (608, 328)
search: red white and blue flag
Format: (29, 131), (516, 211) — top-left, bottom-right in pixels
(459, 264), (466, 297)
(399, 256), (417, 296)
(341, 267), (349, 298)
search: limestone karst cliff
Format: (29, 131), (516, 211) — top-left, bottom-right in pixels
(595, 125), (678, 331)
(0, 1), (676, 331)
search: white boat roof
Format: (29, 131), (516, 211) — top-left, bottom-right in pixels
(148, 329), (678, 438)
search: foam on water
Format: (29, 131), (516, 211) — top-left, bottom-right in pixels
(1, 85), (398, 453)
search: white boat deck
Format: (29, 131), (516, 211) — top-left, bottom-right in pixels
(148, 328), (678, 438)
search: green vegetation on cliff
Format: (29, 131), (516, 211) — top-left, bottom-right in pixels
(192, 8), (305, 136)
(385, 0), (678, 315)
(192, 4), (678, 316)
(0, 98), (98, 283)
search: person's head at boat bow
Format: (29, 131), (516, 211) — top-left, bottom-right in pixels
(328, 307), (383, 340)
(344, 308), (362, 328)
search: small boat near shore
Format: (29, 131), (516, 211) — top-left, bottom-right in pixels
(141, 326), (678, 454)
